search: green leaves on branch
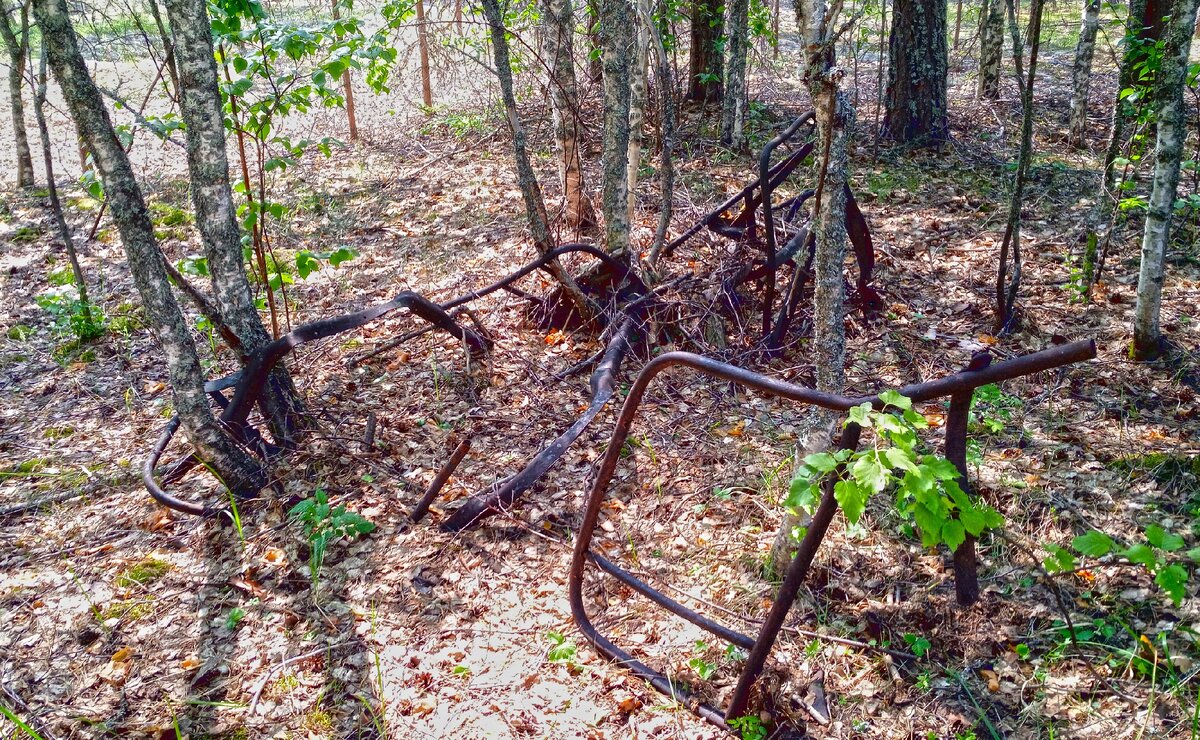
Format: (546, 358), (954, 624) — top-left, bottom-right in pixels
(1045, 523), (1196, 606)
(786, 392), (1004, 551)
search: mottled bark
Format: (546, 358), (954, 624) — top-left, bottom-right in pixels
(720, 0), (750, 148)
(598, 0), (634, 254)
(163, 0), (306, 444)
(416, 0), (432, 107)
(625, 0), (649, 225)
(32, 39), (90, 321)
(644, 12), (676, 267)
(1134, 0), (1200, 359)
(539, 0), (595, 231)
(978, 0), (1005, 99)
(687, 0), (724, 102)
(32, 0), (264, 493)
(994, 0), (1043, 331)
(1101, 0), (1152, 197)
(1068, 0), (1101, 146)
(0, 0), (34, 188)
(480, 0), (595, 315)
(883, 0), (948, 144)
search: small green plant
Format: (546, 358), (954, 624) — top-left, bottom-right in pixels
(728, 714), (769, 740)
(225, 606), (247, 630)
(787, 391), (1004, 553)
(6, 324), (33, 341)
(687, 640), (717, 680)
(902, 633), (931, 657)
(288, 488), (375, 588)
(968, 383), (1022, 436)
(35, 286), (105, 343)
(1047, 523), (1195, 605)
(545, 631), (578, 666)
(115, 558), (171, 588)
(0, 702), (45, 740)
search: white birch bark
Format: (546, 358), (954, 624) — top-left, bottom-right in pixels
(720, 0), (750, 148)
(1068, 0), (1101, 146)
(598, 0), (634, 254)
(625, 0), (650, 226)
(1134, 0), (1200, 358)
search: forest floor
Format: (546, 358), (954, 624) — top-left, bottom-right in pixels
(2, 20), (1200, 740)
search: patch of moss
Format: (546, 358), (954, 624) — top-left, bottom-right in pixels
(1111, 452), (1200, 489)
(43, 426), (75, 440)
(304, 707), (333, 733)
(11, 225), (41, 243)
(115, 558), (172, 588)
(100, 598), (155, 622)
(6, 325), (33, 341)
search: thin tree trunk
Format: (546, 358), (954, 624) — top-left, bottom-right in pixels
(720, 0), (750, 148)
(480, 0), (595, 316)
(626, 0), (650, 227)
(882, 0), (949, 144)
(32, 0), (264, 493)
(416, 0), (433, 108)
(978, 0), (1005, 98)
(32, 39), (91, 322)
(164, 0), (307, 444)
(687, 0), (724, 102)
(331, 0), (358, 139)
(644, 9), (676, 267)
(994, 0), (1043, 332)
(954, 0), (964, 48)
(540, 0), (595, 231)
(145, 0), (180, 100)
(598, 0), (635, 254)
(1133, 0), (1200, 359)
(1101, 0), (1152, 197)
(586, 0), (603, 82)
(0, 0), (34, 188)
(1068, 0), (1101, 146)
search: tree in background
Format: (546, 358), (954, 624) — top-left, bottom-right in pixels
(1133, 0), (1200, 359)
(626, 0), (650, 226)
(479, 0), (595, 315)
(0, 0), (35, 188)
(978, 0), (1004, 99)
(539, 0), (595, 231)
(721, 0), (751, 148)
(32, 0), (265, 493)
(883, 0), (948, 144)
(1068, 0), (1101, 146)
(687, 0), (723, 102)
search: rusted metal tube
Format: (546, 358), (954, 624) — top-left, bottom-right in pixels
(945, 391), (978, 606)
(410, 437), (472, 523)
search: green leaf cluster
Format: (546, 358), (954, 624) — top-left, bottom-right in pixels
(288, 488), (375, 587)
(785, 391), (1004, 551)
(1051, 524), (1196, 606)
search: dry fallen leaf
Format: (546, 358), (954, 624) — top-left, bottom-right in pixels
(262, 547), (287, 566)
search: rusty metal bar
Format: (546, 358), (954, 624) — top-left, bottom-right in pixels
(759, 115), (809, 339)
(410, 437), (472, 523)
(569, 339), (1096, 731)
(945, 391), (977, 605)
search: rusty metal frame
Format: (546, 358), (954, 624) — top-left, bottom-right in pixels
(143, 244), (644, 517)
(568, 340), (1096, 732)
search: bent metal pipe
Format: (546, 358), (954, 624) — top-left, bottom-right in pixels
(568, 339), (1096, 732)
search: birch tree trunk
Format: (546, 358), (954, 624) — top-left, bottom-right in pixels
(625, 0), (650, 226)
(539, 0), (596, 232)
(883, 0), (948, 145)
(644, 12), (676, 267)
(597, 0), (635, 254)
(1067, 0), (1101, 146)
(32, 0), (264, 494)
(720, 0), (750, 148)
(480, 0), (595, 315)
(773, 0), (855, 573)
(164, 0), (307, 445)
(32, 40), (91, 323)
(1101, 0), (1151, 196)
(1133, 0), (1200, 359)
(978, 0), (1005, 99)
(0, 0), (35, 188)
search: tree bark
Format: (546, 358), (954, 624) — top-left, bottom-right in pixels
(163, 0), (307, 445)
(31, 38), (92, 323)
(883, 0), (949, 144)
(416, 0), (433, 108)
(994, 0), (1043, 332)
(331, 0), (358, 139)
(1101, 0), (1155, 196)
(626, 0), (650, 226)
(1068, 0), (1101, 146)
(0, 0), (35, 188)
(1133, 0), (1200, 359)
(687, 0), (724, 102)
(720, 0), (750, 148)
(598, 0), (635, 254)
(480, 0), (595, 316)
(539, 0), (596, 232)
(644, 11), (676, 267)
(32, 0), (265, 494)
(978, 0), (1005, 99)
